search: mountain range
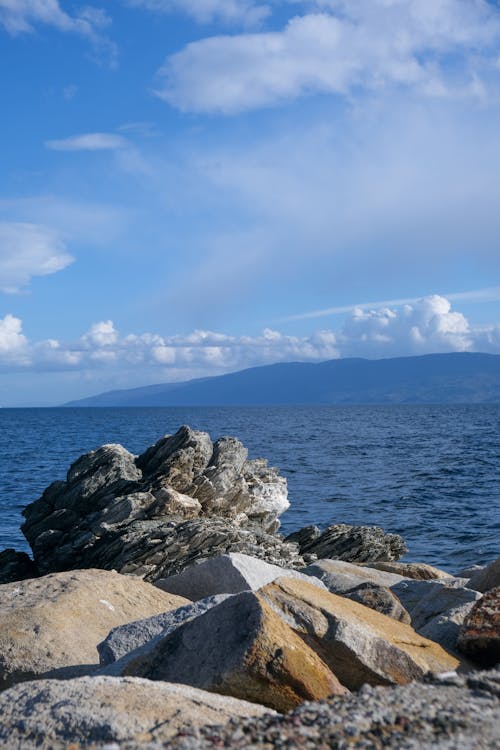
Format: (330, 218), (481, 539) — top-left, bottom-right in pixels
(65, 352), (500, 406)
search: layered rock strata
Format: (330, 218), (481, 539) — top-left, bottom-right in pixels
(21, 426), (301, 581)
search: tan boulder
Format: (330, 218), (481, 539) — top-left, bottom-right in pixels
(259, 577), (460, 690)
(0, 676), (274, 749)
(0, 568), (189, 690)
(457, 587), (500, 667)
(118, 590), (346, 712)
(360, 561), (452, 580)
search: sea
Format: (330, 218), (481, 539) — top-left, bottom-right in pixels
(0, 405), (498, 573)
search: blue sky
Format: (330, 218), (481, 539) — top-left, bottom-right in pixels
(1, 0), (500, 404)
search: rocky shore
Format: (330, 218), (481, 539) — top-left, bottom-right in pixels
(0, 425), (498, 749)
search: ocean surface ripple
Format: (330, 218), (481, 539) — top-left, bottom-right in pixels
(0, 405), (498, 572)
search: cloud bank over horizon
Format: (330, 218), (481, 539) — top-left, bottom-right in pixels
(2, 297), (500, 392)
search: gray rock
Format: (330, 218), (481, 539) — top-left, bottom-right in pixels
(98, 594), (231, 666)
(467, 555), (500, 593)
(153, 670), (500, 750)
(457, 587), (500, 667)
(304, 559), (406, 593)
(21, 426), (298, 583)
(0, 676), (275, 749)
(392, 578), (482, 654)
(155, 552), (325, 600)
(0, 548), (38, 584)
(290, 523), (407, 562)
(342, 582), (411, 623)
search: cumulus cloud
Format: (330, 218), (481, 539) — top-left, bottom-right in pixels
(46, 133), (129, 151)
(156, 0), (500, 112)
(126, 0), (270, 25)
(1, 296), (500, 379)
(0, 0), (117, 66)
(0, 222), (74, 293)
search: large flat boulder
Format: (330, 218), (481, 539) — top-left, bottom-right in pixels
(98, 594), (232, 666)
(115, 590), (346, 712)
(155, 552), (325, 600)
(0, 676), (274, 749)
(458, 587), (500, 667)
(21, 426), (300, 582)
(0, 568), (188, 690)
(259, 577), (460, 690)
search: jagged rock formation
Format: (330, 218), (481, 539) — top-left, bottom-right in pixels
(21, 426), (302, 581)
(286, 523), (407, 563)
(0, 549), (38, 584)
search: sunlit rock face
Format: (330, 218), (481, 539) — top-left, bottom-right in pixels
(21, 425), (299, 581)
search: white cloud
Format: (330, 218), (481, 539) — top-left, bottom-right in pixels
(340, 295), (473, 357)
(0, 0), (117, 66)
(126, 0), (270, 25)
(1, 296), (500, 378)
(46, 133), (129, 151)
(0, 315), (28, 364)
(0, 222), (74, 293)
(156, 0), (500, 112)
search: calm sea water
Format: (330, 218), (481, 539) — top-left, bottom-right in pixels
(0, 406), (498, 573)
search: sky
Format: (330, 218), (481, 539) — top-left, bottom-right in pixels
(1, 0), (500, 405)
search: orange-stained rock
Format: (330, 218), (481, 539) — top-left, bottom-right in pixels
(458, 587), (500, 667)
(118, 590), (346, 712)
(0, 568), (189, 690)
(360, 561), (452, 581)
(259, 577), (460, 690)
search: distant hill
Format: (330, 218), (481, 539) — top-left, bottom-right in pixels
(64, 352), (500, 406)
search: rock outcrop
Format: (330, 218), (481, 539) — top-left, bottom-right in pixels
(359, 560), (452, 580)
(458, 587), (500, 667)
(286, 523), (407, 562)
(21, 426), (301, 581)
(116, 590), (346, 712)
(0, 568), (188, 690)
(0, 548), (38, 584)
(0, 676), (275, 749)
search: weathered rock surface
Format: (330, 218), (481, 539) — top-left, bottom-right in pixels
(151, 670), (500, 750)
(286, 523), (407, 562)
(342, 582), (411, 623)
(0, 548), (38, 584)
(393, 578), (482, 654)
(259, 577), (459, 690)
(458, 587), (500, 667)
(304, 558), (406, 593)
(0, 568), (188, 690)
(155, 552), (325, 600)
(98, 594), (231, 666)
(360, 560), (453, 580)
(467, 555), (500, 593)
(21, 426), (301, 582)
(115, 590), (346, 712)
(0, 676), (275, 749)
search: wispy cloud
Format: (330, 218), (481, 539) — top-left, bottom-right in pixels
(0, 222), (73, 293)
(45, 133), (129, 151)
(0, 1), (118, 67)
(283, 287), (500, 322)
(156, 0), (500, 113)
(126, 0), (270, 25)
